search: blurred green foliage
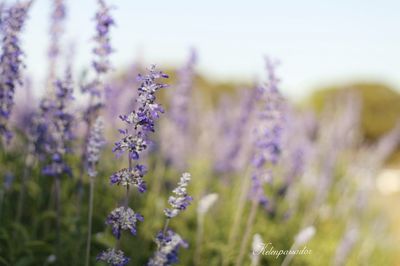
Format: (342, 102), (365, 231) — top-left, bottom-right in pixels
(309, 83), (400, 140)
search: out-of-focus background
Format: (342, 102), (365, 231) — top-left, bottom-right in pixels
(23, 0), (400, 99)
(1, 0), (400, 265)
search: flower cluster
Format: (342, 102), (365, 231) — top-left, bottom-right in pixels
(86, 116), (106, 177)
(97, 248), (130, 266)
(110, 165), (147, 192)
(42, 69), (75, 177)
(147, 229), (188, 266)
(81, 0), (114, 121)
(112, 132), (147, 159)
(0, 1), (32, 142)
(117, 66), (168, 135)
(106, 206), (144, 239)
(164, 172), (193, 218)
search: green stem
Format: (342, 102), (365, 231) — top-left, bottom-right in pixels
(162, 218), (170, 237)
(223, 167), (252, 266)
(85, 174), (95, 266)
(16, 155), (32, 224)
(235, 198), (259, 266)
(55, 176), (62, 258)
(194, 215), (204, 266)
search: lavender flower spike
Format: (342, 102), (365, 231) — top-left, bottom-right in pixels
(100, 66), (168, 263)
(164, 173), (193, 218)
(93, 0), (114, 75)
(47, 0), (66, 82)
(0, 1), (32, 142)
(86, 116), (106, 177)
(147, 229), (188, 266)
(249, 58), (285, 207)
(113, 65), (168, 158)
(97, 248), (130, 266)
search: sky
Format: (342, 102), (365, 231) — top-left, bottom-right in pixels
(17, 0), (400, 99)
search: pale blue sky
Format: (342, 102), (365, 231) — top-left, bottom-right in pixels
(18, 0), (400, 99)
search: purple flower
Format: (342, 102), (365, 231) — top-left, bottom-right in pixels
(110, 165), (147, 193)
(164, 173), (193, 218)
(106, 206), (143, 239)
(48, 0), (66, 62)
(249, 58), (285, 206)
(97, 248), (130, 266)
(0, 1), (32, 142)
(112, 132), (147, 159)
(92, 0), (114, 75)
(41, 68), (75, 177)
(86, 116), (106, 177)
(103, 66), (167, 258)
(147, 229), (188, 266)
(113, 65), (168, 159)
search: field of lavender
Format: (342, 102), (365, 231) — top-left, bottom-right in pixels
(1, 1), (400, 266)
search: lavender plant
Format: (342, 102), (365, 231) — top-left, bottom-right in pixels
(148, 172), (193, 266)
(78, 0), (114, 220)
(234, 58), (286, 266)
(0, 1), (32, 143)
(98, 65), (168, 264)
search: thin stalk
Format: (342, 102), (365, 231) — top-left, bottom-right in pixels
(55, 176), (62, 258)
(77, 96), (94, 219)
(194, 215), (204, 266)
(162, 218), (170, 237)
(0, 189), (4, 224)
(16, 155), (33, 223)
(85, 173), (95, 266)
(223, 167), (252, 266)
(281, 243), (297, 266)
(235, 198), (259, 266)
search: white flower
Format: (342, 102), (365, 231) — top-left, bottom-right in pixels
(197, 193), (218, 215)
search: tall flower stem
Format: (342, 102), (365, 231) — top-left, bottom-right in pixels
(55, 176), (62, 258)
(77, 95), (95, 218)
(235, 196), (260, 266)
(194, 215), (204, 266)
(223, 167), (251, 266)
(85, 171), (95, 266)
(16, 155), (33, 223)
(0, 189), (4, 225)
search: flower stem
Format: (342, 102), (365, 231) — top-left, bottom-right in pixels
(55, 176), (62, 258)
(194, 215), (204, 266)
(162, 218), (170, 237)
(235, 198), (259, 266)
(85, 174), (95, 266)
(16, 154), (32, 223)
(223, 167), (251, 266)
